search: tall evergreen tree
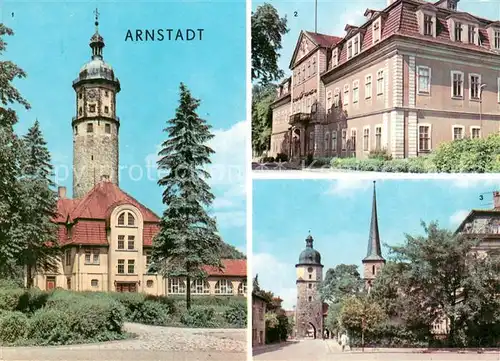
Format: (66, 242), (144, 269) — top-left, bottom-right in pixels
(18, 120), (60, 288)
(152, 83), (223, 309)
(0, 24), (30, 277)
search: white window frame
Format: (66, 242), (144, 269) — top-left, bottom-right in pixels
(423, 13), (435, 37)
(215, 279), (233, 295)
(365, 74), (372, 99)
(169, 278), (186, 295)
(353, 34), (360, 56)
(334, 88), (340, 107)
(416, 66), (431, 94)
(372, 18), (381, 44)
(332, 48), (339, 67)
(418, 123), (432, 152)
(326, 90), (333, 111)
(343, 84), (350, 106)
(495, 30), (500, 49)
(375, 124), (382, 150)
(324, 132), (330, 151)
(451, 71), (464, 98)
(350, 128), (357, 151)
(332, 131), (338, 151)
(497, 77), (500, 103)
(377, 69), (385, 95)
(353, 80), (359, 103)
(347, 40), (353, 59)
(470, 126), (481, 139)
(191, 279), (210, 294)
(341, 129), (347, 151)
(363, 126), (370, 152)
(469, 73), (481, 100)
(452, 125), (466, 140)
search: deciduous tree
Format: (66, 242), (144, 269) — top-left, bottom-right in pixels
(251, 3), (288, 84)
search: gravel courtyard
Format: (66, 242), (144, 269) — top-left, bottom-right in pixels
(0, 323), (246, 361)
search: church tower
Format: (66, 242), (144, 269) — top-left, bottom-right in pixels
(295, 234), (323, 339)
(362, 181), (386, 290)
(72, 9), (121, 198)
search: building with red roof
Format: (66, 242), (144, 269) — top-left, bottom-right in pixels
(270, 0), (500, 161)
(34, 16), (246, 297)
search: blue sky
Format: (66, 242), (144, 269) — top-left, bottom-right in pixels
(252, 0), (500, 77)
(2, 1), (246, 252)
(253, 179), (500, 309)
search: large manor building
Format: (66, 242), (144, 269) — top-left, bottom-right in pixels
(33, 16), (247, 296)
(270, 0), (500, 160)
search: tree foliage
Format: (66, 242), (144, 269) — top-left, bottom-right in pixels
(152, 83), (224, 310)
(251, 83), (276, 155)
(320, 264), (364, 304)
(0, 24), (30, 277)
(251, 3), (288, 84)
(17, 121), (60, 287)
(372, 221), (500, 347)
(340, 295), (386, 335)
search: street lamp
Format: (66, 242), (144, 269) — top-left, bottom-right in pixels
(480, 84), (487, 132)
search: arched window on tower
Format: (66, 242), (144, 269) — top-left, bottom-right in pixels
(127, 212), (135, 226)
(372, 265), (376, 275)
(118, 213), (125, 226)
(79, 107), (82, 116)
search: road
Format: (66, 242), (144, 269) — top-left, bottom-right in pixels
(253, 339), (500, 361)
(0, 322), (246, 361)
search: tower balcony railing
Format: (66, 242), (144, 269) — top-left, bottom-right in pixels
(72, 115), (120, 123)
(289, 112), (317, 126)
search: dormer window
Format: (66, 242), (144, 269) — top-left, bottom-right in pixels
(495, 31), (500, 49)
(117, 211), (136, 227)
(455, 22), (462, 42)
(373, 18), (381, 43)
(354, 36), (359, 55)
(348, 41), (353, 59)
(424, 15), (434, 36)
(468, 25), (476, 44)
(332, 48), (339, 67)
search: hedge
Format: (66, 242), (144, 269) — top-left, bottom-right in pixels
(329, 135), (500, 173)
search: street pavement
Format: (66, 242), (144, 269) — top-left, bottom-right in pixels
(253, 339), (500, 361)
(0, 323), (246, 361)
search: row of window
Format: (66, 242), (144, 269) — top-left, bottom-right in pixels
(74, 122), (112, 135)
(292, 94), (317, 114)
(326, 70), (385, 110)
(418, 67), (491, 100)
(168, 278), (247, 295)
(78, 104), (111, 116)
(78, 89), (110, 99)
(293, 56), (317, 85)
(65, 248), (151, 269)
(117, 259), (136, 274)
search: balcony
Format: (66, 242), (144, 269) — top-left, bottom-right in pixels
(289, 112), (314, 125)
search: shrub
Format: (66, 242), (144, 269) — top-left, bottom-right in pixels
(308, 157), (333, 168)
(0, 287), (25, 311)
(331, 157), (360, 170)
(0, 311), (29, 344)
(181, 306), (217, 328)
(145, 295), (176, 315)
(358, 159), (384, 172)
(260, 156), (275, 163)
(108, 292), (146, 320)
(28, 308), (72, 345)
(17, 288), (50, 313)
(224, 302), (247, 328)
(381, 159), (409, 173)
(275, 153), (288, 162)
(368, 148), (392, 161)
(132, 300), (170, 326)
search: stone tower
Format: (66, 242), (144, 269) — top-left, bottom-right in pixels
(362, 181), (386, 291)
(72, 10), (120, 199)
(295, 234), (324, 339)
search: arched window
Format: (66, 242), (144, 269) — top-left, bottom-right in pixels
(191, 279), (210, 294)
(168, 278), (186, 294)
(372, 265), (376, 275)
(215, 280), (233, 295)
(146, 280), (154, 288)
(117, 211), (136, 227)
(332, 131), (338, 152)
(238, 280), (247, 295)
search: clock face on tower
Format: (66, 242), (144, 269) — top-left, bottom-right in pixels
(87, 89), (97, 99)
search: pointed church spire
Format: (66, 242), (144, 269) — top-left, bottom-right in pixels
(363, 181), (384, 261)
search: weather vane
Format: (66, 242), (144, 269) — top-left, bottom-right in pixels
(94, 7), (100, 30)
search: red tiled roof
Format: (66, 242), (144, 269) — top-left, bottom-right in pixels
(69, 182), (159, 223)
(305, 31), (342, 48)
(68, 220), (107, 246)
(203, 259), (247, 277)
(54, 198), (79, 223)
(143, 223), (160, 246)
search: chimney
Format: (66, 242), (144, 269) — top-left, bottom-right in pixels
(100, 175), (110, 182)
(494, 191), (500, 209)
(58, 186), (66, 199)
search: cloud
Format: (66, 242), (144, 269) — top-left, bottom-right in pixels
(449, 209), (470, 226)
(253, 252), (297, 310)
(332, 3), (370, 35)
(213, 211), (246, 229)
(324, 179), (373, 198)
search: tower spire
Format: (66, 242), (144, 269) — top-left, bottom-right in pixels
(364, 181), (384, 261)
(90, 8), (105, 60)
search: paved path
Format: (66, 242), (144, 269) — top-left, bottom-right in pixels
(0, 323), (246, 361)
(253, 339), (500, 361)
